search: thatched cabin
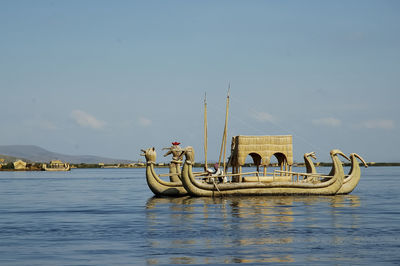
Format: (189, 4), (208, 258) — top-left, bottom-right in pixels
(230, 135), (293, 178)
(13, 160), (27, 170)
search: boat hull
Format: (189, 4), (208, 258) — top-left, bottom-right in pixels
(43, 165), (70, 171)
(145, 162), (188, 197)
(181, 148), (345, 197)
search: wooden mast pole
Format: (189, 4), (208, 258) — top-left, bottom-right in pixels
(218, 84), (230, 174)
(222, 86), (230, 174)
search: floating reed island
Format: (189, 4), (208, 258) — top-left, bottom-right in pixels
(141, 91), (368, 197)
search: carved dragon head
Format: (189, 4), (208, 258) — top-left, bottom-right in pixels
(180, 146), (195, 162)
(304, 151), (317, 160)
(350, 153), (368, 168)
(140, 147), (157, 163)
(330, 149), (350, 161)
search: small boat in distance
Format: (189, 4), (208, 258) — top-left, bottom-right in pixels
(42, 160), (70, 171)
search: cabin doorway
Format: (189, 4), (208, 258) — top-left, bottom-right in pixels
(269, 152), (290, 176)
(244, 152), (262, 172)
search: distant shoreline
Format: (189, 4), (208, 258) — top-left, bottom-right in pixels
(1, 162), (400, 171)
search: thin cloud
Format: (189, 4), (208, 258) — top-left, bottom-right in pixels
(253, 112), (275, 123)
(361, 119), (394, 130)
(138, 117), (152, 127)
(71, 110), (106, 129)
(312, 117), (341, 127)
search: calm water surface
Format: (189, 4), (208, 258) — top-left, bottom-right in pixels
(0, 167), (399, 265)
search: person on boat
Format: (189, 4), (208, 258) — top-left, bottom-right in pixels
(163, 142), (183, 161)
(206, 163), (227, 183)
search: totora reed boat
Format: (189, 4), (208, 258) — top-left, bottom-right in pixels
(42, 160), (70, 171)
(142, 91), (367, 197)
(142, 144), (367, 197)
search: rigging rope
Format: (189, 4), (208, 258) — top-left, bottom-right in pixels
(206, 87), (328, 166)
(228, 97), (327, 155)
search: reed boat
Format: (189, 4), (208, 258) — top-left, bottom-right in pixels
(42, 160), (70, 171)
(337, 153), (368, 194)
(180, 146), (346, 197)
(141, 147), (188, 197)
(142, 90), (367, 197)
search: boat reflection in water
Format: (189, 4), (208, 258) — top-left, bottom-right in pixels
(145, 195), (361, 265)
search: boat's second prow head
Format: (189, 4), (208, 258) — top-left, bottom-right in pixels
(140, 147), (157, 163)
(181, 146), (195, 163)
(304, 151), (317, 160)
(351, 153), (369, 168)
(330, 149), (350, 161)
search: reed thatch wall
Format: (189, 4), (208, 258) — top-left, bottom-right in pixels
(231, 135), (293, 166)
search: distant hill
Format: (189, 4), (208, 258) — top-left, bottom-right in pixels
(0, 145), (132, 164)
(0, 154), (30, 163)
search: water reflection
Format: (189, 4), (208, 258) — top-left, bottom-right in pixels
(330, 194), (360, 208)
(145, 195), (360, 265)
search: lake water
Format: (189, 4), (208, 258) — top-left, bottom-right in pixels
(0, 166), (399, 265)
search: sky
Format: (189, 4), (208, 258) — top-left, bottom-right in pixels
(1, 0), (399, 163)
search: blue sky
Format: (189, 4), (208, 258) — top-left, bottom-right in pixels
(1, 1), (399, 163)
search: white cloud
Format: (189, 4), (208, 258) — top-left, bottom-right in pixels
(312, 117), (341, 127)
(138, 117), (152, 127)
(361, 119), (394, 130)
(253, 112), (275, 123)
(71, 110), (106, 129)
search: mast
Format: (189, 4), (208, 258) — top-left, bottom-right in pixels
(222, 86), (230, 173)
(204, 92), (208, 170)
(218, 84), (230, 173)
